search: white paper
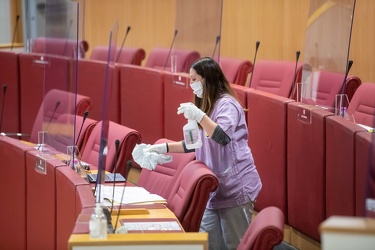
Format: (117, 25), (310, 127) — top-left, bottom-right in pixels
(102, 186), (166, 204)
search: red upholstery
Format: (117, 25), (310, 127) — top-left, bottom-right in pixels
(325, 115), (367, 218)
(137, 138), (196, 200)
(237, 206), (284, 250)
(249, 60), (302, 97)
(90, 46), (146, 65)
(347, 82), (375, 127)
(25, 150), (67, 250)
(345, 76), (361, 102)
(145, 48), (200, 73)
(119, 65), (165, 144)
(218, 57), (252, 86)
(163, 72), (194, 141)
(247, 89), (294, 221)
(0, 51), (20, 134)
(167, 160), (218, 232)
(0, 137), (34, 249)
(81, 120), (141, 176)
(30, 89), (93, 146)
(18, 53), (72, 137)
(75, 59), (119, 123)
(355, 131), (375, 217)
(56, 167), (94, 250)
(49, 113), (98, 154)
(302, 70), (350, 109)
(287, 103), (334, 241)
(32, 37), (88, 58)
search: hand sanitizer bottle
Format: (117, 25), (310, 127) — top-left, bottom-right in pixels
(183, 120), (202, 150)
(89, 203), (107, 239)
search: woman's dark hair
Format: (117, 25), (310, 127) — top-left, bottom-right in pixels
(190, 57), (238, 115)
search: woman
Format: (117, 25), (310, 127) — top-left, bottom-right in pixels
(146, 57), (262, 250)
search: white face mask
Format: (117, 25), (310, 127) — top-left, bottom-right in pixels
(190, 80), (203, 98)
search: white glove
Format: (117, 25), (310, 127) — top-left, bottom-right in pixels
(144, 143), (168, 154)
(177, 102), (205, 122)
(132, 144), (172, 170)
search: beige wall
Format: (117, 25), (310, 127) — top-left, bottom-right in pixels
(84, 0), (375, 83)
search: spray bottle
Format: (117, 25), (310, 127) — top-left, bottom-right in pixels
(183, 119), (202, 150)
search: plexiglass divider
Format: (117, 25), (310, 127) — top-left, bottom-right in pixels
(298, 0), (356, 118)
(24, 0), (83, 174)
(95, 21), (119, 203)
(170, 0), (223, 86)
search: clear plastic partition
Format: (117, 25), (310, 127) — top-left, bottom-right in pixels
(27, 1), (85, 175)
(298, 0), (355, 120)
(95, 21), (119, 203)
(171, 0), (222, 71)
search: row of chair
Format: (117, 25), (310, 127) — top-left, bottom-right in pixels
(30, 36), (252, 85)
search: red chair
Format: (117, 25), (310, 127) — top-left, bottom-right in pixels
(145, 48), (200, 73)
(29, 89), (93, 145)
(237, 206), (284, 250)
(217, 57), (252, 86)
(32, 36), (88, 58)
(347, 82), (375, 127)
(90, 46), (146, 65)
(167, 160), (218, 232)
(137, 138), (196, 200)
(249, 60), (302, 98)
(81, 120), (141, 177)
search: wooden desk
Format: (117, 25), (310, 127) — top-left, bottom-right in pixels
(69, 204), (208, 250)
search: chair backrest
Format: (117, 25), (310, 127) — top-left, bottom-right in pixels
(167, 160), (218, 232)
(90, 46), (146, 65)
(145, 48), (200, 73)
(47, 113), (98, 154)
(30, 89), (93, 144)
(217, 57), (252, 86)
(137, 138), (196, 200)
(237, 206), (284, 250)
(32, 37), (88, 58)
(249, 60), (302, 97)
(81, 120), (141, 177)
(347, 82), (375, 127)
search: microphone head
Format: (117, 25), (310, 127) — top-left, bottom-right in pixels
(56, 101), (61, 108)
(126, 26), (131, 33)
(174, 29), (178, 37)
(216, 35), (221, 43)
(256, 41), (260, 50)
(2, 84), (7, 95)
(296, 50), (301, 60)
(83, 110), (89, 118)
(16, 15), (20, 21)
(348, 60), (353, 69)
(115, 139), (120, 150)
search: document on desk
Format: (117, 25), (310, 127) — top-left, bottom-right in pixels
(102, 186), (166, 204)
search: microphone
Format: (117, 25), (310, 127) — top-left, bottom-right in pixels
(37, 100), (60, 150)
(10, 15), (20, 51)
(0, 84), (7, 133)
(212, 35), (221, 59)
(163, 29), (178, 70)
(116, 26), (131, 63)
(340, 59), (354, 95)
(248, 41), (260, 88)
(75, 110), (89, 146)
(289, 50), (301, 99)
